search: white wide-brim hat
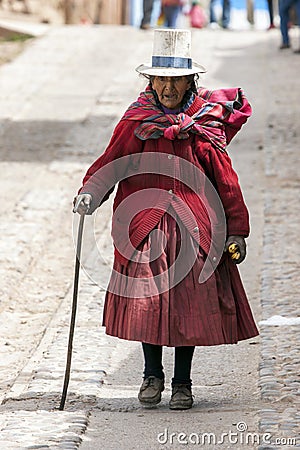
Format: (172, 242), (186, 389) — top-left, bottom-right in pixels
(136, 29), (206, 77)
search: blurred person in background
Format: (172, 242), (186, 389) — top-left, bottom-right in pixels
(279, 0), (300, 51)
(209, 0), (231, 29)
(267, 0), (276, 29)
(140, 0), (155, 29)
(188, 0), (208, 28)
(161, 0), (184, 27)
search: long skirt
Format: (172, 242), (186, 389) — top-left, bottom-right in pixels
(102, 209), (259, 347)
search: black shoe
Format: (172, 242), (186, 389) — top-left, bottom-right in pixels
(138, 376), (164, 406)
(169, 384), (194, 410)
(279, 43), (290, 50)
(140, 23), (151, 30)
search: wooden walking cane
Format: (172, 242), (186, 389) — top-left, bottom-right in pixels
(59, 213), (85, 410)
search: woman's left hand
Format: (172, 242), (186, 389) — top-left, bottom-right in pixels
(225, 235), (246, 264)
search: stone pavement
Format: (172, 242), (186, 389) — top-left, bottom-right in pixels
(256, 46), (300, 448)
(0, 24), (299, 449)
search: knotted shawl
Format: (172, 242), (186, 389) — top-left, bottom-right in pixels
(121, 86), (252, 152)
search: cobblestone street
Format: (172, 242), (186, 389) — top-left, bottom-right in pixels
(0, 24), (299, 449)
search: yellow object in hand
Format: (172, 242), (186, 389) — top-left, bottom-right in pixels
(228, 243), (238, 254)
(231, 251), (241, 260)
(228, 243), (240, 261)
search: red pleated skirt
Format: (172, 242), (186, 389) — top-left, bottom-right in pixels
(102, 209), (259, 347)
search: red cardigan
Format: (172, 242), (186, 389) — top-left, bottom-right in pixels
(79, 94), (250, 266)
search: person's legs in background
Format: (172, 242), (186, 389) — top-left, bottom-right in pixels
(267, 0), (275, 28)
(163, 5), (182, 27)
(222, 0), (231, 28)
(279, 0), (294, 46)
(209, 0), (220, 27)
(140, 0), (155, 29)
(295, 0), (300, 23)
(293, 0), (300, 51)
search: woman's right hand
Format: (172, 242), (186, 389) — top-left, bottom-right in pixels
(73, 193), (92, 215)
(225, 235), (246, 264)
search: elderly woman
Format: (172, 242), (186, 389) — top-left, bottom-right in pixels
(73, 29), (258, 410)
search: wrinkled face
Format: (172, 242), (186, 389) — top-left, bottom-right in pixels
(152, 76), (191, 110)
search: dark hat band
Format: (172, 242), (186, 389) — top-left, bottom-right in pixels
(152, 56), (192, 69)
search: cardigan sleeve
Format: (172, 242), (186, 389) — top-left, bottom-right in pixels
(79, 119), (142, 213)
(199, 141), (250, 237)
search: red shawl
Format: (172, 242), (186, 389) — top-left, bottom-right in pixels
(121, 86), (252, 152)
